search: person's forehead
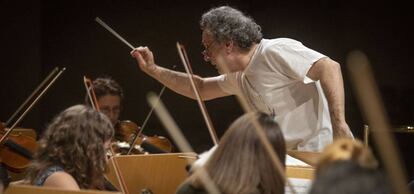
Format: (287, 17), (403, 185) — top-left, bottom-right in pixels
(98, 95), (121, 105)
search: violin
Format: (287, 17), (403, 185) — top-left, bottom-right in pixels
(113, 120), (173, 154)
(0, 122), (38, 173)
(0, 67), (63, 179)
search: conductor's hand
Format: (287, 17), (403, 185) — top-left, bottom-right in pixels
(333, 121), (354, 140)
(130, 46), (157, 74)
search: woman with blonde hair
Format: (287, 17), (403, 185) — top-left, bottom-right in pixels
(25, 104), (114, 190)
(177, 112), (286, 194)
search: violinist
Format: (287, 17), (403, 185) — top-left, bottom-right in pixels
(84, 77), (127, 141)
(85, 77), (173, 154)
(25, 104), (114, 190)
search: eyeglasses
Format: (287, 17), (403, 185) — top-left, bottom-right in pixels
(100, 106), (120, 116)
(201, 41), (218, 62)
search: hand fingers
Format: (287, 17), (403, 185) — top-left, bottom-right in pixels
(131, 46), (150, 57)
(133, 50), (146, 65)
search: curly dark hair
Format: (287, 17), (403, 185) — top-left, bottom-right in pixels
(85, 77), (124, 105)
(200, 6), (262, 50)
(26, 105), (114, 189)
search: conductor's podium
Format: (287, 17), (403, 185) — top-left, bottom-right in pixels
(104, 152), (319, 194)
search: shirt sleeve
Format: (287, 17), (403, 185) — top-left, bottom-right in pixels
(265, 39), (326, 83)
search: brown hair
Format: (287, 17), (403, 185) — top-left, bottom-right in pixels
(84, 77), (124, 105)
(26, 105), (114, 189)
(190, 112), (286, 194)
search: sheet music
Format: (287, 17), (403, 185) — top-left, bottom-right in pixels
(285, 177), (313, 194)
(286, 154), (311, 167)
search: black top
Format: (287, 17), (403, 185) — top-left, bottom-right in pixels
(33, 165), (64, 186)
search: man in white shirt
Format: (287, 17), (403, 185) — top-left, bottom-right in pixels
(130, 6), (353, 151)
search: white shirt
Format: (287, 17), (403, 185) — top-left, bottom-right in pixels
(217, 38), (333, 151)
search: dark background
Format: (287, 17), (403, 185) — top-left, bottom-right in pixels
(1, 0), (413, 179)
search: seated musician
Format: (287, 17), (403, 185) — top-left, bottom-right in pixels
(85, 77), (173, 154)
(25, 105), (114, 190)
(176, 112), (286, 194)
(84, 77), (129, 141)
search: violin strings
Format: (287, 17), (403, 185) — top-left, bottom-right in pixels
(176, 42), (219, 145)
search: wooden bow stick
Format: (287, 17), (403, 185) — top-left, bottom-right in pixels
(1, 67), (65, 144)
(347, 51), (410, 194)
(127, 86), (166, 155)
(83, 76), (129, 194)
(147, 92), (220, 194)
(175, 42), (294, 193)
(176, 43), (219, 145)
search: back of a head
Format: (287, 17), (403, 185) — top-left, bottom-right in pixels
(200, 6), (262, 50)
(310, 160), (392, 194)
(198, 112), (286, 194)
(316, 138), (378, 171)
(41, 104), (114, 145)
(27, 104), (114, 189)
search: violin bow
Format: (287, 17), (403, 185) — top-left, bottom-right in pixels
(5, 67), (59, 127)
(83, 76), (100, 112)
(347, 51), (410, 194)
(83, 76), (129, 194)
(147, 92), (220, 194)
(0, 67), (66, 145)
(127, 86), (166, 155)
(176, 42), (219, 145)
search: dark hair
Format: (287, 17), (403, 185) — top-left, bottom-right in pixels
(310, 160), (392, 194)
(200, 6), (262, 50)
(190, 112), (286, 194)
(85, 77), (123, 105)
(26, 105), (114, 189)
